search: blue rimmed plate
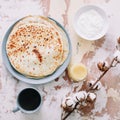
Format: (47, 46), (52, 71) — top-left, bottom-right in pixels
(2, 17), (72, 84)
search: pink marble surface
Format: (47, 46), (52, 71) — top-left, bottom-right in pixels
(0, 0), (120, 120)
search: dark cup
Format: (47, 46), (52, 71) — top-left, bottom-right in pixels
(13, 87), (42, 113)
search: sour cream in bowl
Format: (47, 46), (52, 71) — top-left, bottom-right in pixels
(73, 5), (109, 41)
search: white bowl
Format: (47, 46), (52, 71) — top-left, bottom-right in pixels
(73, 5), (109, 41)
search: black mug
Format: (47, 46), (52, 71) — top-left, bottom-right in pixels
(13, 87), (42, 113)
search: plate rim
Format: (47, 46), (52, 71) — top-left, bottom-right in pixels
(2, 17), (72, 84)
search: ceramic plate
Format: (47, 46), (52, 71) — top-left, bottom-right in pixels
(2, 17), (71, 84)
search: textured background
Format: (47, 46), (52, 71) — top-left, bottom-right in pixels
(0, 0), (120, 120)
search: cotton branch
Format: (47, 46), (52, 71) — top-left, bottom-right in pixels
(87, 57), (119, 92)
(62, 56), (120, 120)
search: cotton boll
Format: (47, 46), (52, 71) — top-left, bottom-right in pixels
(97, 61), (109, 72)
(66, 97), (75, 108)
(114, 50), (120, 61)
(61, 97), (75, 111)
(87, 92), (97, 102)
(61, 99), (67, 108)
(88, 80), (102, 90)
(73, 93), (84, 103)
(81, 101), (87, 106)
(95, 81), (102, 90)
(88, 93), (96, 101)
(73, 91), (87, 103)
(104, 61), (109, 67)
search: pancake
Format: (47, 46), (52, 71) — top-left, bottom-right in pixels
(14, 16), (69, 64)
(6, 16), (69, 78)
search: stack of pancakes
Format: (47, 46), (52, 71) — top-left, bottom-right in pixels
(6, 16), (69, 78)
